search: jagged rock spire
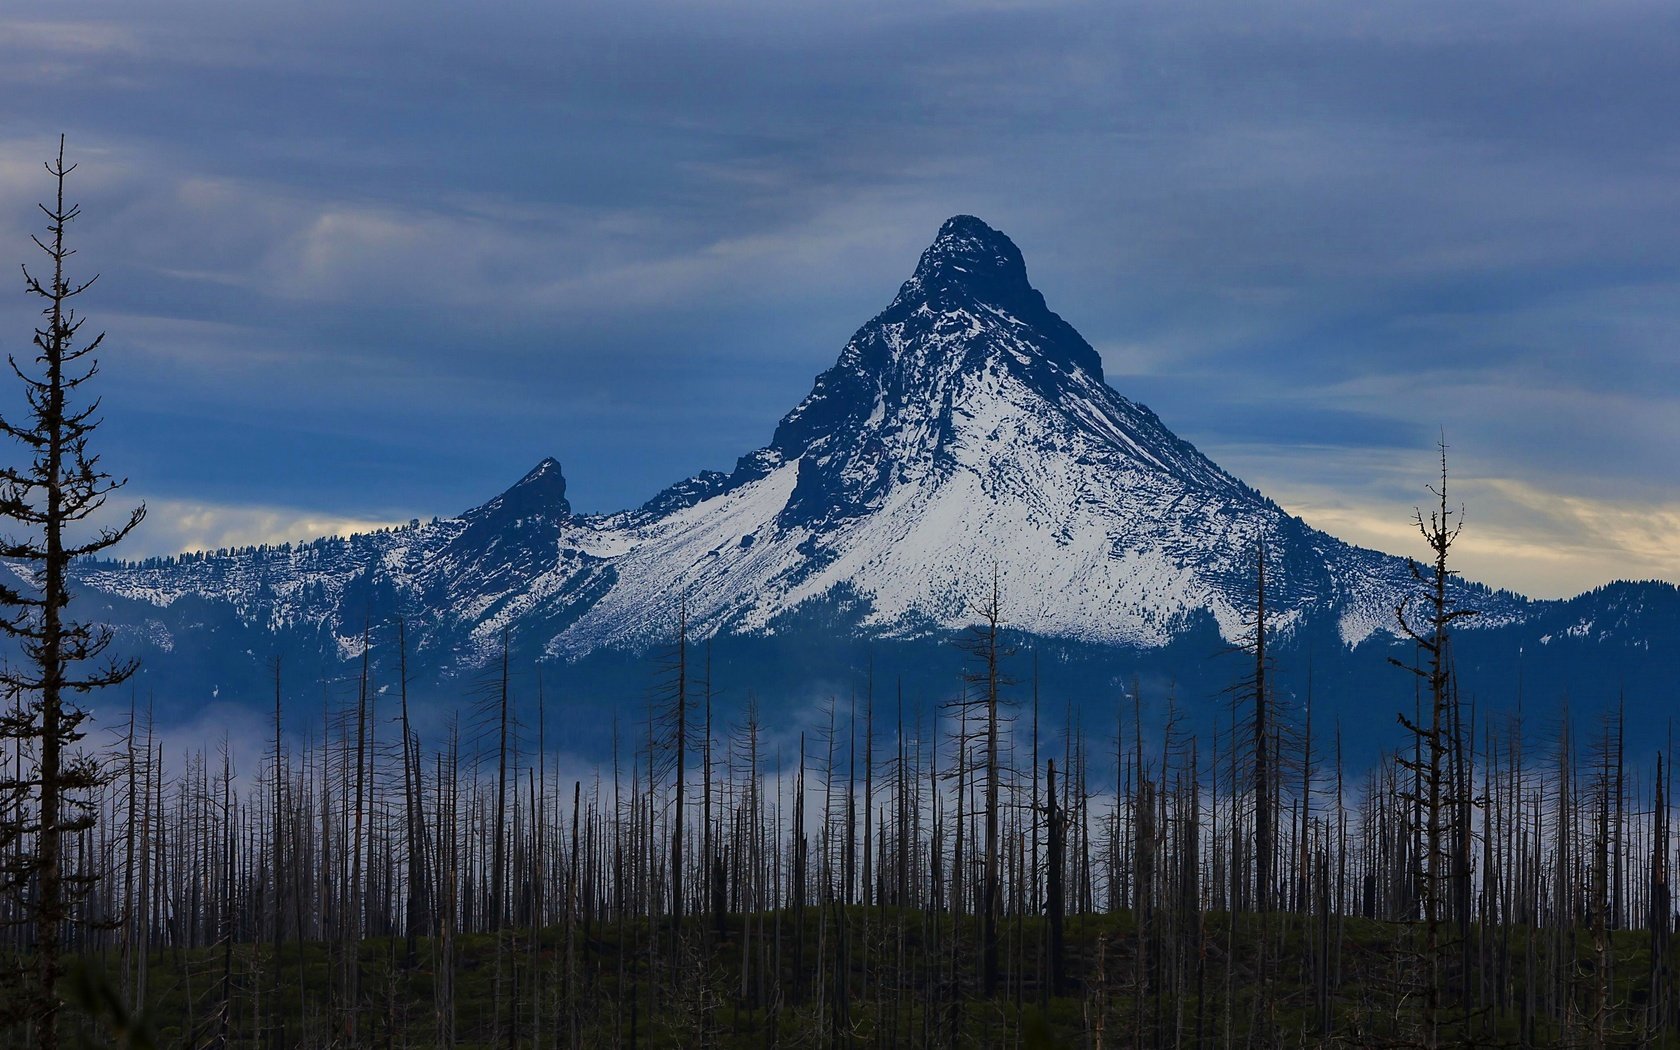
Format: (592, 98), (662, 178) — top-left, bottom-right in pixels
(467, 456), (571, 521)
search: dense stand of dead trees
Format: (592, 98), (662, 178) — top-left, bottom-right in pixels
(0, 606), (1671, 1047)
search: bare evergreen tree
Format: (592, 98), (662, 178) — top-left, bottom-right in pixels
(955, 565), (1013, 997)
(0, 137), (144, 1049)
(1391, 439), (1478, 1047)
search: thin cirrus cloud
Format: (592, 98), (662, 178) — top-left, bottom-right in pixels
(1260, 472), (1680, 602)
(134, 498), (410, 560)
(0, 1), (1671, 600)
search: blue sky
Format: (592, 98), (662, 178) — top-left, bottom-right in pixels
(0, 1), (1675, 598)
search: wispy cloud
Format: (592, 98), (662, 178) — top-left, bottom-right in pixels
(125, 497), (411, 559)
(1236, 447), (1680, 598)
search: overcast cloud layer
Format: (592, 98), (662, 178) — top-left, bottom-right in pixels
(0, 1), (1675, 598)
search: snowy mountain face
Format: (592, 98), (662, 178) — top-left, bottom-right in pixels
(73, 216), (1634, 694)
(534, 215), (1509, 656)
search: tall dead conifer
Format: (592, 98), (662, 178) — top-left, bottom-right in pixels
(0, 139), (144, 1049)
(1391, 439), (1478, 1046)
(955, 566), (1012, 997)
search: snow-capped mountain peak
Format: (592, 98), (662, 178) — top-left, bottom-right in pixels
(538, 215), (1456, 653)
(766, 215), (1245, 533)
(75, 215), (1536, 678)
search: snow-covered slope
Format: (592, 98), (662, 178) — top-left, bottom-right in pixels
(78, 215), (1532, 672)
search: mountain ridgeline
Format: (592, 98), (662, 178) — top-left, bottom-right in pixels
(67, 216), (1678, 750)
